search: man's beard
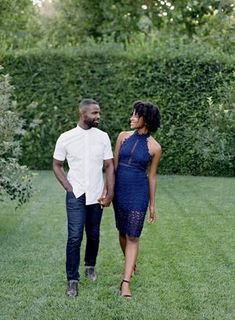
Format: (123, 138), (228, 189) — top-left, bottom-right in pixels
(85, 119), (99, 128)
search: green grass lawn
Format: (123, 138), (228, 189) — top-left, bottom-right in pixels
(0, 172), (234, 320)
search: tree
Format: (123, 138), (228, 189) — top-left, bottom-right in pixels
(1, 0), (234, 50)
(0, 0), (35, 49)
(39, 0), (168, 44)
(34, 0), (234, 49)
(0, 66), (33, 206)
(168, 0), (234, 38)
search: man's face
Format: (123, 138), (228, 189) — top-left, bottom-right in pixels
(82, 104), (101, 128)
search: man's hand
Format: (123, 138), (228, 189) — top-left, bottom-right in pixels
(66, 186), (73, 193)
(98, 195), (113, 208)
(53, 159), (73, 193)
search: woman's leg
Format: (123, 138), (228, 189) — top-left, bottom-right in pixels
(121, 235), (139, 296)
(119, 232), (126, 256)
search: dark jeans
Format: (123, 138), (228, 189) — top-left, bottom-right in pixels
(66, 192), (103, 281)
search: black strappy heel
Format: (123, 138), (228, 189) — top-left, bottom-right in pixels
(120, 279), (132, 298)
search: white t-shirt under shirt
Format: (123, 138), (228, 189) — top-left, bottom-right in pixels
(53, 125), (113, 205)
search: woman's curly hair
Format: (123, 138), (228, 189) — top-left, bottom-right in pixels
(133, 101), (161, 132)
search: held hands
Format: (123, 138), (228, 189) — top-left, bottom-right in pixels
(98, 196), (111, 208)
(97, 195), (112, 208)
(147, 206), (158, 224)
(97, 188), (113, 208)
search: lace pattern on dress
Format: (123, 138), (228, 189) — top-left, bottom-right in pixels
(115, 208), (146, 238)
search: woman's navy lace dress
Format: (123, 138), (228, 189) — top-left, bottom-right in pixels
(113, 131), (152, 237)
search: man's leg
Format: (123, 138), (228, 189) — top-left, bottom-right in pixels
(84, 203), (103, 280)
(66, 193), (86, 294)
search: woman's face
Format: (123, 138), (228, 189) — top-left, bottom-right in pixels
(130, 110), (145, 129)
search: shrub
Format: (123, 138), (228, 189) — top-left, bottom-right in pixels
(194, 96), (235, 175)
(0, 45), (234, 176)
(0, 66), (33, 206)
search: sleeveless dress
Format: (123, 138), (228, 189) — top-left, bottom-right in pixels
(113, 130), (152, 237)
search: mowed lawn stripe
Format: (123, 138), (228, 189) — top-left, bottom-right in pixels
(150, 176), (234, 319)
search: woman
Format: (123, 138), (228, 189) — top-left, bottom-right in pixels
(113, 101), (161, 298)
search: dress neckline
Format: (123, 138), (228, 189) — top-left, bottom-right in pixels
(134, 130), (150, 138)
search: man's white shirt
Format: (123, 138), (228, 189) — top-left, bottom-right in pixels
(53, 125), (113, 205)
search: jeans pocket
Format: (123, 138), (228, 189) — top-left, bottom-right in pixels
(66, 191), (76, 200)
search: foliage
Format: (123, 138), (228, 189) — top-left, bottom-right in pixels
(28, 0), (235, 53)
(0, 45), (234, 176)
(0, 66), (33, 206)
(0, 0), (36, 50)
(1, 1), (233, 54)
(194, 8), (235, 54)
(194, 95), (235, 175)
(169, 0), (234, 37)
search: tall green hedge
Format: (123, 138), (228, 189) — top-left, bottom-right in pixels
(1, 47), (234, 175)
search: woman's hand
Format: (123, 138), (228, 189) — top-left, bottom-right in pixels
(147, 206), (158, 224)
(99, 195), (113, 208)
(98, 188), (114, 208)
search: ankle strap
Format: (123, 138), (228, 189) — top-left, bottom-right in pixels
(122, 279), (130, 284)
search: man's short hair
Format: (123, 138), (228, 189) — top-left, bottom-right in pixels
(79, 99), (99, 109)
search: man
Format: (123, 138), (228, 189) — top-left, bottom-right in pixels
(53, 99), (115, 297)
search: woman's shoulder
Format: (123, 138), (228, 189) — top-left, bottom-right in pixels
(118, 130), (134, 142)
(148, 136), (161, 155)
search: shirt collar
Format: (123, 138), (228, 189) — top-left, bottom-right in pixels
(76, 124), (94, 133)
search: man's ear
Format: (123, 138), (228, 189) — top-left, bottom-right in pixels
(79, 108), (84, 118)
(79, 106), (88, 116)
